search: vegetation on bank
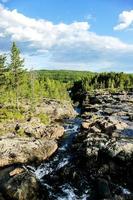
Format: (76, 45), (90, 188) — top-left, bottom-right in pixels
(37, 69), (94, 83)
(38, 70), (133, 91)
(37, 69), (133, 104)
(0, 42), (133, 122)
(70, 72), (133, 103)
(0, 43), (71, 124)
(0, 43), (70, 108)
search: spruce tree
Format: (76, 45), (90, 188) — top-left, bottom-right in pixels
(0, 54), (6, 88)
(9, 42), (25, 109)
(0, 54), (7, 103)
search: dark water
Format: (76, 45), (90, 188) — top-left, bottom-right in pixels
(28, 118), (91, 199)
(35, 118), (81, 178)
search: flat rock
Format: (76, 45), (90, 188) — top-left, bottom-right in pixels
(105, 138), (133, 161)
(0, 137), (57, 167)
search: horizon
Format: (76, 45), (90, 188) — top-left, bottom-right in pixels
(35, 69), (133, 74)
(0, 0), (133, 73)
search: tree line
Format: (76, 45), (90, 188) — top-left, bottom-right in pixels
(0, 42), (70, 110)
(77, 72), (133, 93)
(70, 72), (133, 103)
(0, 42), (133, 110)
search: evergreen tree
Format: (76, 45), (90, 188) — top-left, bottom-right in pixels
(9, 42), (25, 109)
(0, 54), (6, 87)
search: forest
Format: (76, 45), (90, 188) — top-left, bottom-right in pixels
(0, 42), (133, 109)
(0, 43), (133, 199)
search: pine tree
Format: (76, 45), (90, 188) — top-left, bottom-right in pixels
(29, 69), (37, 110)
(9, 42), (25, 109)
(0, 54), (7, 103)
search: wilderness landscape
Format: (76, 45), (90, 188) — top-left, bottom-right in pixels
(0, 0), (133, 200)
(0, 43), (132, 199)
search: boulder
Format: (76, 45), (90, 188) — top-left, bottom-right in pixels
(0, 138), (57, 167)
(88, 96), (102, 104)
(96, 178), (112, 199)
(104, 108), (114, 115)
(35, 99), (76, 120)
(105, 138), (133, 161)
(81, 121), (92, 129)
(108, 117), (128, 130)
(43, 124), (64, 139)
(1, 171), (45, 200)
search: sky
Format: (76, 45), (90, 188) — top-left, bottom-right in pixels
(0, 0), (133, 72)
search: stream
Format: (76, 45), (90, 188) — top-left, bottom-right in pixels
(26, 97), (133, 199)
(29, 117), (91, 200)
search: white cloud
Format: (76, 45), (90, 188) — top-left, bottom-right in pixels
(0, 4), (131, 51)
(0, 4), (91, 50)
(0, 32), (5, 37)
(114, 10), (133, 31)
(0, 5), (133, 72)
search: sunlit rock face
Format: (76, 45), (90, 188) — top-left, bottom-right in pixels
(0, 138), (58, 167)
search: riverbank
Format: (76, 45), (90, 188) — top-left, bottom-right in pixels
(0, 92), (132, 200)
(0, 99), (76, 200)
(31, 91), (133, 200)
(72, 91), (133, 199)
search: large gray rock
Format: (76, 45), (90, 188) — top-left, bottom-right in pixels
(0, 137), (57, 167)
(104, 138), (133, 161)
(35, 99), (76, 119)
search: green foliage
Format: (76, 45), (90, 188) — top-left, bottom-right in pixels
(89, 72), (133, 90)
(0, 108), (24, 122)
(70, 72), (133, 102)
(8, 42), (25, 109)
(0, 42), (133, 124)
(37, 70), (94, 83)
(36, 113), (50, 125)
(0, 54), (7, 87)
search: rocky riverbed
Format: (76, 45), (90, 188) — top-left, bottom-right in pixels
(72, 91), (133, 199)
(0, 92), (132, 200)
(0, 99), (76, 200)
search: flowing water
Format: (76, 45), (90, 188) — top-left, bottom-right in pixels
(28, 117), (91, 199)
(26, 103), (132, 199)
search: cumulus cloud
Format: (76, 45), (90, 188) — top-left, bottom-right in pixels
(0, 6), (89, 49)
(114, 10), (133, 30)
(0, 5), (91, 50)
(0, 5), (133, 72)
(0, 5), (131, 51)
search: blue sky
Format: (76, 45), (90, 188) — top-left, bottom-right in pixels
(0, 0), (133, 72)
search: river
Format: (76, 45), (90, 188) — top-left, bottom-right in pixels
(27, 117), (90, 199)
